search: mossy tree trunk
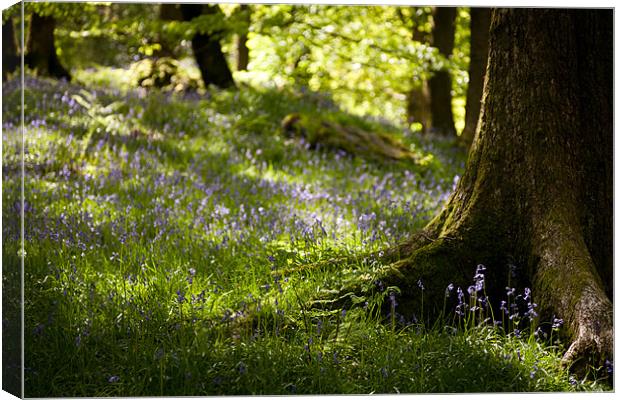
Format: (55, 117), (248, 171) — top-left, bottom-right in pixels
(2, 16), (19, 81)
(377, 8), (612, 368)
(25, 12), (70, 80)
(428, 7), (456, 136)
(180, 4), (235, 89)
(461, 8), (491, 145)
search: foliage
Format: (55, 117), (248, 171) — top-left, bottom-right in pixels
(33, 3), (472, 127)
(2, 71), (610, 396)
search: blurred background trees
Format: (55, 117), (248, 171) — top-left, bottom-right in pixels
(3, 3), (490, 140)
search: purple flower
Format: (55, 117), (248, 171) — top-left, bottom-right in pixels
(417, 279), (425, 291)
(445, 283), (454, 297)
(176, 289), (185, 304)
(389, 292), (398, 309)
(108, 375), (120, 383)
(526, 303), (538, 321)
(605, 360), (613, 375)
(238, 362), (247, 375)
(552, 317), (564, 329)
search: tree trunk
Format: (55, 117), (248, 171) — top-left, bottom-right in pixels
(2, 17), (19, 81)
(25, 12), (70, 80)
(237, 4), (250, 71)
(460, 8), (491, 145)
(157, 3), (184, 57)
(358, 8), (612, 370)
(180, 4), (235, 89)
(428, 7), (456, 136)
(407, 8), (432, 134)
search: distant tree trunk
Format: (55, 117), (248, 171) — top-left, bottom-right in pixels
(407, 8), (432, 134)
(428, 7), (456, 136)
(237, 4), (250, 71)
(2, 17), (19, 81)
(157, 3), (184, 57)
(348, 8), (612, 371)
(25, 12), (70, 80)
(180, 4), (235, 89)
(461, 8), (491, 145)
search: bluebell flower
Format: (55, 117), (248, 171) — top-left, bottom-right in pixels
(605, 360), (613, 375)
(176, 289), (185, 304)
(445, 283), (454, 297)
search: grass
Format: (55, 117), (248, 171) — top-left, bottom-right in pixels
(2, 70), (611, 396)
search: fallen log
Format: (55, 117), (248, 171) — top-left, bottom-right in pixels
(281, 113), (420, 164)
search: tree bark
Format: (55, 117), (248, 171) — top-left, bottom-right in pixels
(342, 8), (612, 370)
(428, 7), (456, 136)
(460, 8), (491, 145)
(180, 4), (235, 89)
(237, 4), (250, 71)
(25, 12), (70, 80)
(2, 17), (19, 81)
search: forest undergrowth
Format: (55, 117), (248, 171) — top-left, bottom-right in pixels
(2, 71), (611, 396)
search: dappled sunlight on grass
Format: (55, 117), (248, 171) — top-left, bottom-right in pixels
(3, 73), (608, 396)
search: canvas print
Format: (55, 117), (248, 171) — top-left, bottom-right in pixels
(2, 3), (613, 397)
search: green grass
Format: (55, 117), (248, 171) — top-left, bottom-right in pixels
(2, 70), (610, 396)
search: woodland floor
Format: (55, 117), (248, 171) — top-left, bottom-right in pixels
(2, 70), (612, 396)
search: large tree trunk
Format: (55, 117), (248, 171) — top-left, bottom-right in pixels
(347, 8), (612, 370)
(180, 4), (235, 89)
(25, 12), (70, 80)
(2, 17), (19, 81)
(460, 8), (491, 145)
(428, 7), (457, 136)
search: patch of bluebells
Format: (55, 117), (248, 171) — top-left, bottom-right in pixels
(444, 264), (555, 339)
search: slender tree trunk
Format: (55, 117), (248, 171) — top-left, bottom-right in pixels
(237, 4), (250, 71)
(407, 8), (432, 134)
(346, 8), (612, 371)
(180, 4), (235, 89)
(428, 7), (456, 136)
(25, 12), (70, 80)
(2, 17), (19, 81)
(461, 8), (491, 145)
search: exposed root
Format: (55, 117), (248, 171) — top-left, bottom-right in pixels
(534, 209), (614, 374)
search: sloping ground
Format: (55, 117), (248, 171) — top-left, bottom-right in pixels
(2, 74), (609, 396)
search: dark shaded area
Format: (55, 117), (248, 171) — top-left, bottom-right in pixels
(2, 16), (19, 81)
(25, 12), (71, 80)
